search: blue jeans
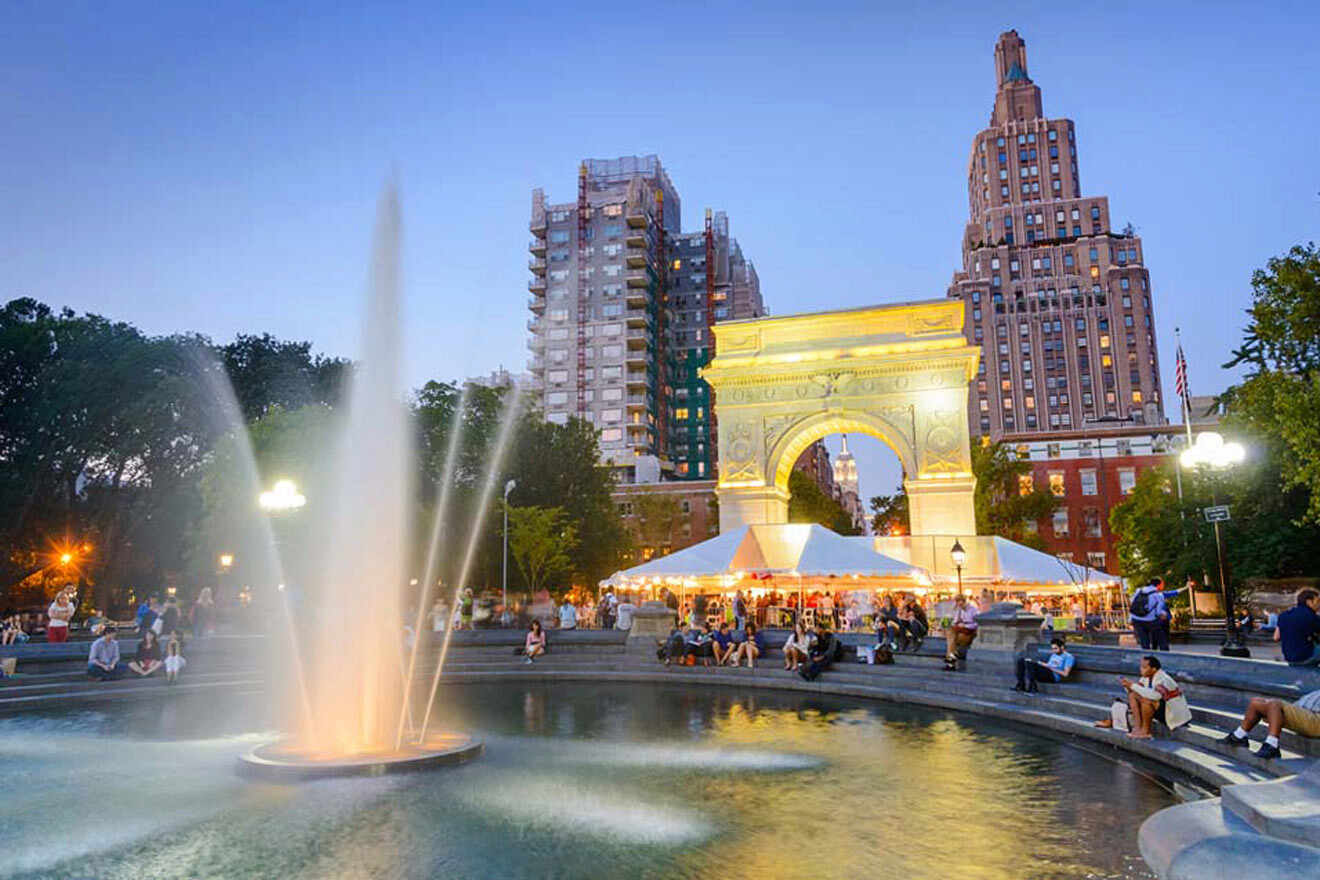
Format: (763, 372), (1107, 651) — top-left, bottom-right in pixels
(87, 662), (126, 680)
(1287, 644), (1320, 667)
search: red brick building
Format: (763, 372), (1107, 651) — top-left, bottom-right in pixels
(612, 480), (718, 563)
(1003, 424), (1193, 575)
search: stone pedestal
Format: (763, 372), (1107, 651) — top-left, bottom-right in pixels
(974, 602), (1045, 653)
(626, 601), (676, 652)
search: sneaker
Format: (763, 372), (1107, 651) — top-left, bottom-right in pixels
(1219, 732), (1250, 748)
(1255, 743), (1281, 760)
(524, 657), (533, 665)
(1012, 684), (1026, 692)
(1027, 682), (1038, 693)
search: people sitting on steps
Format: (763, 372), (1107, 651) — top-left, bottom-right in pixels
(522, 619), (546, 665)
(943, 594), (978, 672)
(1274, 588), (1320, 667)
(684, 622), (714, 667)
(1094, 655), (1191, 740)
(87, 626), (125, 681)
(798, 623), (838, 681)
(128, 629), (162, 677)
(782, 622), (813, 672)
(730, 622), (765, 668)
(899, 600), (928, 652)
(711, 621), (735, 666)
(658, 624), (686, 666)
(1219, 686), (1320, 760)
(1013, 637), (1075, 693)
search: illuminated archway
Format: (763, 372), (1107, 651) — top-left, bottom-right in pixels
(702, 300), (980, 537)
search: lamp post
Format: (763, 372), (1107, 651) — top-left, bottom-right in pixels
(950, 539), (966, 599)
(502, 479), (516, 623)
(1180, 432), (1248, 658)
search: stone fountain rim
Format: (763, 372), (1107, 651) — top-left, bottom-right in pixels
(237, 734), (483, 781)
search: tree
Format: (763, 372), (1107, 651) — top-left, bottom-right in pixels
(787, 469), (860, 534)
(972, 441), (1057, 548)
(630, 493), (680, 556)
(221, 334), (348, 422)
(1221, 243), (1320, 524)
(506, 504), (576, 594)
(869, 491), (909, 536)
(1111, 447), (1320, 593)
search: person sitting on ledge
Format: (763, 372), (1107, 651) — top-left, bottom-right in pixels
(658, 624), (686, 666)
(798, 623), (837, 681)
(1094, 655), (1190, 739)
(1274, 588), (1320, 667)
(87, 627), (125, 681)
(522, 619), (547, 665)
(943, 594), (979, 672)
(782, 622), (813, 672)
(128, 629), (162, 677)
(711, 621), (735, 666)
(685, 622), (714, 667)
(1013, 637), (1074, 693)
(1220, 687), (1320, 760)
(899, 600), (928, 653)
(731, 622), (765, 669)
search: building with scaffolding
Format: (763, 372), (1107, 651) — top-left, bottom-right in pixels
(527, 155), (764, 485)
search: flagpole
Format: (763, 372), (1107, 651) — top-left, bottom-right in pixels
(1173, 328), (1197, 618)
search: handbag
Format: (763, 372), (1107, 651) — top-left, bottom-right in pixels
(1110, 698), (1131, 732)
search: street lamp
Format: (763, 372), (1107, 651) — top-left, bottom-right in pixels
(218, 553), (234, 570)
(259, 479), (306, 513)
(502, 479), (516, 622)
(950, 539), (966, 599)
(1180, 431), (1248, 658)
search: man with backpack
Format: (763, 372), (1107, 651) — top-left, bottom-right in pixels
(1128, 579), (1164, 650)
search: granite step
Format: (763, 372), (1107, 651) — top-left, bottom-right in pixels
(1219, 762), (1320, 849)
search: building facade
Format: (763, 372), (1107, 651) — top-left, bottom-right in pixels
(612, 479), (718, 562)
(948, 31), (1167, 440)
(528, 156), (763, 485)
(1005, 425), (1189, 574)
(831, 435), (868, 533)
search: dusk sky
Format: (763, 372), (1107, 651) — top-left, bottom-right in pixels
(2, 1), (1316, 502)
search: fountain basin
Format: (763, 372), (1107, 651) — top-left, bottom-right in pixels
(237, 733), (482, 781)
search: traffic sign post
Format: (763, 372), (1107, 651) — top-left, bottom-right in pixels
(1203, 505), (1231, 523)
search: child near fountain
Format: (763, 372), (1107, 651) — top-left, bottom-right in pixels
(163, 635), (186, 684)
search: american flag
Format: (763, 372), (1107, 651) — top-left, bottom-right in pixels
(1175, 344), (1190, 404)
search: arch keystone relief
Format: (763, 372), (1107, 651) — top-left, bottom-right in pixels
(701, 300), (980, 536)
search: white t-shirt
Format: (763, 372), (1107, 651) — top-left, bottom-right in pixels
(559, 603), (577, 628)
(47, 602), (70, 628)
(615, 602), (636, 630)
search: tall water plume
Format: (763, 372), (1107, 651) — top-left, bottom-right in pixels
(294, 185), (412, 755)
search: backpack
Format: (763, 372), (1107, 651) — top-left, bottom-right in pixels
(1129, 589), (1151, 618)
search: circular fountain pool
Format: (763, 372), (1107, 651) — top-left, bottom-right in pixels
(237, 732), (483, 780)
(0, 682), (1175, 879)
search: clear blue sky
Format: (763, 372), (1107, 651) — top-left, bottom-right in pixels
(2, 1), (1317, 503)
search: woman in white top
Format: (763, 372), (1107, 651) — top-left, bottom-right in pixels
(46, 590), (74, 644)
(782, 622), (814, 671)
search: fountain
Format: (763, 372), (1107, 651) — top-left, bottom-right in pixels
(239, 187), (482, 779)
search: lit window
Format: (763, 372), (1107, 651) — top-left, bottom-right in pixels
(1018, 474), (1034, 496)
(1118, 468), (1136, 495)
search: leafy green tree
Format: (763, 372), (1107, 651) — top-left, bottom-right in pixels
(1221, 243), (1320, 523)
(221, 334), (348, 422)
(787, 469), (860, 534)
(869, 491), (909, 536)
(506, 504), (576, 594)
(972, 441), (1057, 548)
(629, 493), (681, 557)
(1111, 448), (1320, 594)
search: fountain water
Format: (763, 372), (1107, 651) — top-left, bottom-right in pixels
(240, 186), (481, 777)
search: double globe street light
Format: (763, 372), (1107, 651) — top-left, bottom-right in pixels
(1179, 432), (1248, 658)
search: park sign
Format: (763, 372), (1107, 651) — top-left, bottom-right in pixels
(1203, 505), (1231, 523)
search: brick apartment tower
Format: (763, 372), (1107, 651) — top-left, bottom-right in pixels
(948, 31), (1167, 439)
(528, 156), (764, 485)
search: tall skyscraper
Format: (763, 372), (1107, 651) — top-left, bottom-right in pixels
(528, 156), (764, 484)
(948, 31), (1167, 439)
